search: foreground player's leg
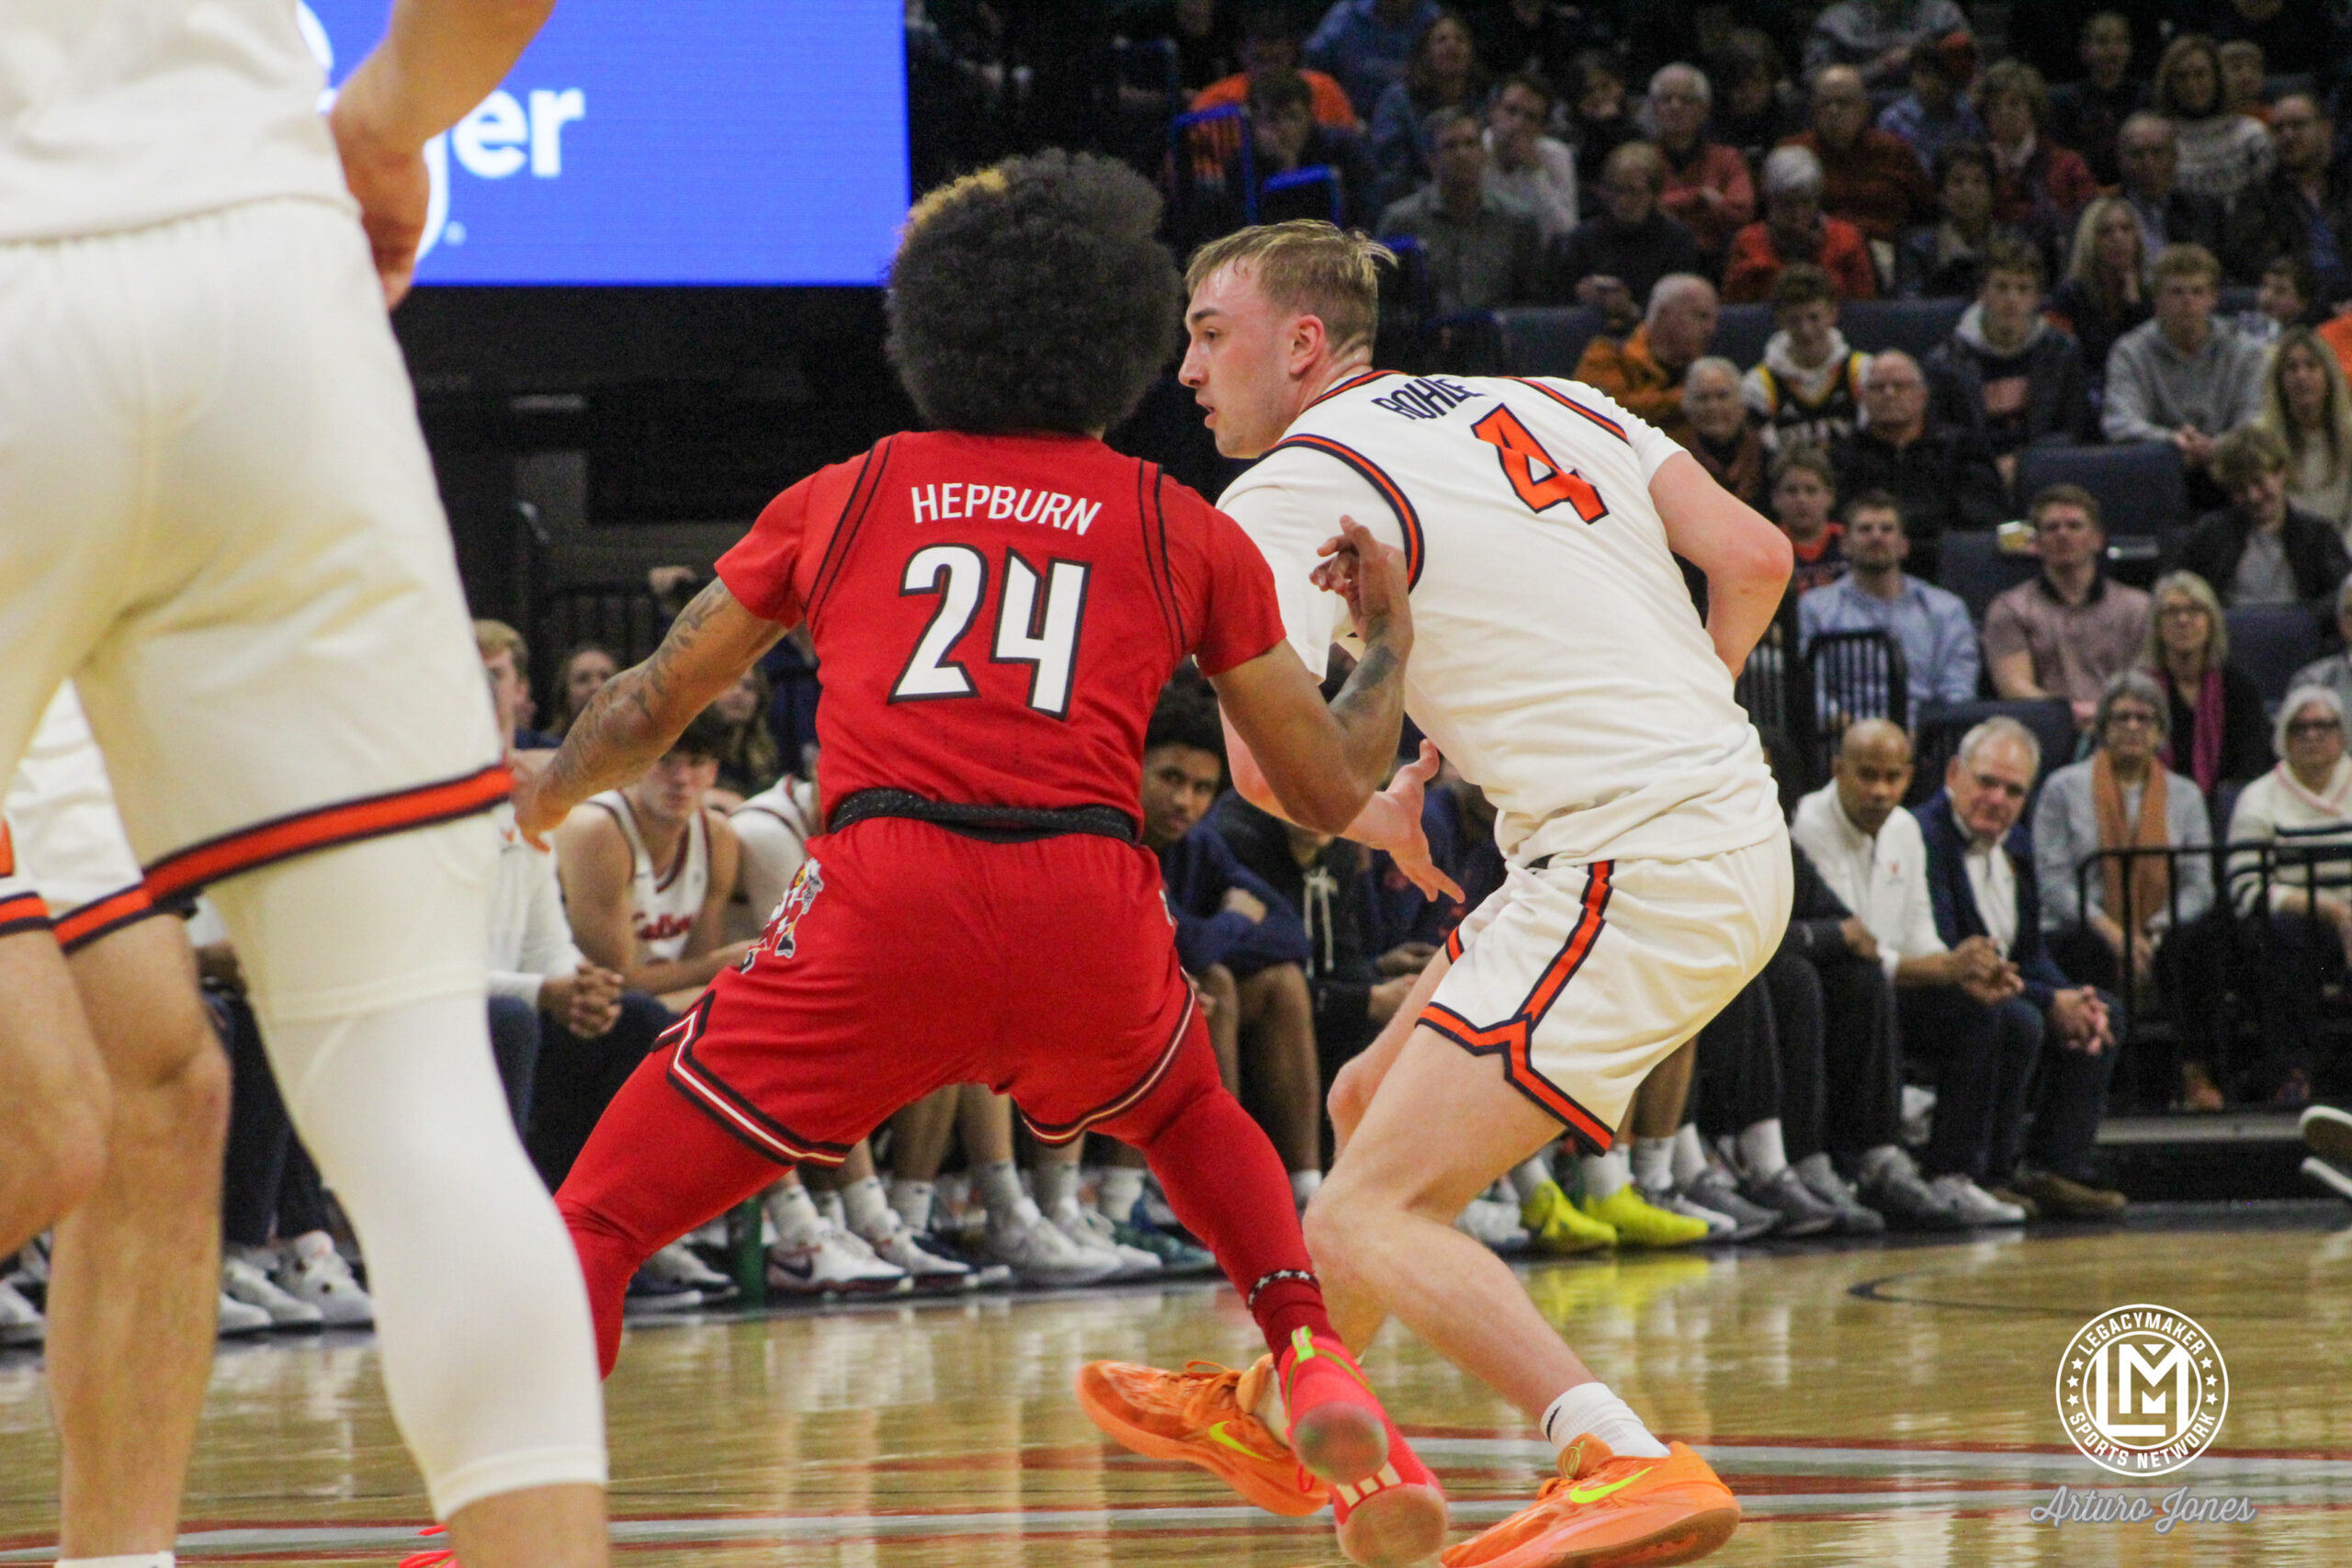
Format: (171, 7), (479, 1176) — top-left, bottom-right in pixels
(0, 932), (108, 1252)
(47, 918), (230, 1559)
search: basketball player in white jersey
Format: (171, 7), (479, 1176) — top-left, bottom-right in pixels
(0, 3), (609, 1562)
(1086, 224), (1793, 1567)
(726, 770), (821, 946)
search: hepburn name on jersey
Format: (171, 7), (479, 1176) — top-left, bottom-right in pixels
(910, 482), (1104, 535)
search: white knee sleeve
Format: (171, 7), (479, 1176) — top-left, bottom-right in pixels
(210, 827), (606, 1516)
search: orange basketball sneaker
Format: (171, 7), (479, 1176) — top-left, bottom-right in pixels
(1441, 1435), (1739, 1568)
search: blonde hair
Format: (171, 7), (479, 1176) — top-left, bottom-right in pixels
(2146, 570), (2228, 669)
(473, 618), (527, 671)
(2261, 327), (2352, 491)
(1185, 221), (1395, 357)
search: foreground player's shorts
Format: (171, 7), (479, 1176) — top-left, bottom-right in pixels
(1420, 831), (1793, 1153)
(0, 686), (155, 952)
(0, 198), (505, 899)
(665, 816), (1199, 1164)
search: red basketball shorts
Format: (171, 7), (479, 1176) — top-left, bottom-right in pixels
(662, 816), (1197, 1165)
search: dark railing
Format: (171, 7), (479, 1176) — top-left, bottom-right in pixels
(1801, 629), (1907, 778)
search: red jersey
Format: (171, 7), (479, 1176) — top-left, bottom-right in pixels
(716, 430), (1287, 823)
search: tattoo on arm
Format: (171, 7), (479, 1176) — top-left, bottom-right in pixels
(1328, 642), (1407, 786)
(537, 581), (742, 809)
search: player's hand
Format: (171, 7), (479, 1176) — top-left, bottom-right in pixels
(1371, 741), (1465, 905)
(327, 105), (430, 308)
(1377, 941), (1438, 976)
(1310, 514), (1413, 650)
(569, 964), (625, 1038)
(1367, 974), (1417, 1023)
(511, 767), (569, 851)
(1221, 886), (1269, 922)
(1839, 916), (1880, 962)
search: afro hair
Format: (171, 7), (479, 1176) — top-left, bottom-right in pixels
(887, 151), (1182, 436)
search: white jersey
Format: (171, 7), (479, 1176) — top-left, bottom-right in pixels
(0, 0), (350, 243)
(727, 775), (820, 944)
(585, 790), (709, 964)
(1219, 371), (1781, 867)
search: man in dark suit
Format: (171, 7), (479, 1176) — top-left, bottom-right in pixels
(2116, 112), (2227, 263)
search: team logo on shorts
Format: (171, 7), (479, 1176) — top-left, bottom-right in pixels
(755, 859), (825, 965)
(2056, 1304), (2229, 1475)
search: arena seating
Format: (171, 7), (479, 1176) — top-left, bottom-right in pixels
(2014, 442), (2191, 536)
(2226, 604), (2332, 709)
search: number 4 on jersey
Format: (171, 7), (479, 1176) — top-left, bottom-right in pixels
(1471, 404), (1609, 523)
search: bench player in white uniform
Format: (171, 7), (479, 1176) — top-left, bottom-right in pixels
(0, 3), (609, 1562)
(1087, 225), (1793, 1568)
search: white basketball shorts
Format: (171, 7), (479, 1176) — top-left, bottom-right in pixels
(0, 686), (153, 951)
(0, 197), (505, 902)
(1420, 830), (1793, 1152)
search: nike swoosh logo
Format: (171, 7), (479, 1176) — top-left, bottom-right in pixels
(1566, 1468), (1652, 1505)
(1205, 1422), (1279, 1462)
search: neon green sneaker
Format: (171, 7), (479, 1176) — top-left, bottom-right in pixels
(1521, 1179), (1619, 1254)
(1579, 1186), (1711, 1248)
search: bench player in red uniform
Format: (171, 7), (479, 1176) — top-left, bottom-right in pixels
(514, 152), (1452, 1568)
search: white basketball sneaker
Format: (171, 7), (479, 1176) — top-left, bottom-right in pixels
(984, 1211), (1121, 1288)
(222, 1255), (325, 1329)
(641, 1239), (740, 1305)
(1454, 1195), (1533, 1252)
(216, 1292), (273, 1337)
(1051, 1201), (1161, 1280)
(767, 1223), (910, 1296)
(1928, 1174), (2027, 1226)
(273, 1230), (376, 1326)
(866, 1223), (978, 1292)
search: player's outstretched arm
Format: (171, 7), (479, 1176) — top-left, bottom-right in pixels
(515, 581), (786, 842)
(1651, 450), (1793, 677)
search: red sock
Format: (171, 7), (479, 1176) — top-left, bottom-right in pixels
(555, 1044), (781, 1374)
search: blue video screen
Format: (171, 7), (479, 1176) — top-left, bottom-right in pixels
(300, 1), (910, 285)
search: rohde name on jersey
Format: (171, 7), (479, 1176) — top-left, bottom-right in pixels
(910, 483), (1103, 535)
(1371, 377), (1485, 421)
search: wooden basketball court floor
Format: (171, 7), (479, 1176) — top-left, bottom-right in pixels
(2, 1201), (2345, 1566)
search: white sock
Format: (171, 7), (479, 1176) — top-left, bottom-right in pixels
(59, 1556), (175, 1568)
(1578, 1148), (1631, 1201)
(1033, 1158), (1081, 1213)
(1670, 1124), (1710, 1189)
(1099, 1166), (1146, 1223)
(1859, 1144), (1911, 1185)
(1795, 1151), (1840, 1189)
(888, 1178), (935, 1235)
(1737, 1119), (1790, 1180)
(765, 1180), (824, 1248)
(1540, 1382), (1670, 1459)
(1290, 1169), (1323, 1210)
(841, 1175), (895, 1242)
(975, 1159), (1041, 1228)
(1631, 1136), (1675, 1192)
(1510, 1153), (1555, 1200)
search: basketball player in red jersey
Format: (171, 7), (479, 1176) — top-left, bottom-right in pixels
(515, 153), (1450, 1568)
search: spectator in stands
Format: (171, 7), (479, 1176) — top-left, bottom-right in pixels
(2050, 11), (2145, 189)
(2114, 113), (2230, 265)
(1240, 69), (1380, 228)
(1979, 61), (2098, 236)
(2224, 95), (2352, 306)
(475, 617), (556, 749)
(2226, 683), (2352, 1108)
(1745, 263), (1872, 454)
(1193, 6), (1362, 130)
(1572, 272), (1720, 446)
(1772, 445), (1849, 596)
(1710, 28), (1806, 167)
(1895, 142), (2018, 300)
(1790, 719), (2035, 1224)
(1927, 239), (2096, 483)
(1378, 107), (1544, 310)
(2177, 425), (2352, 608)
(1831, 350), (2009, 574)
(1878, 32), (1985, 170)
(1919, 718), (2125, 1217)
(1369, 10), (1485, 209)
(1551, 141), (1702, 318)
(2149, 34), (2273, 206)
(548, 642), (616, 739)
(1985, 485), (2154, 727)
(2233, 254), (2318, 348)
(708, 663), (781, 804)
(1681, 355), (1767, 506)
(1129, 0), (1244, 93)
(1305, 0), (1440, 119)
(1724, 144), (1879, 303)
(2215, 39), (2268, 126)
(2145, 568), (2273, 796)
(2036, 669), (2222, 1110)
(2263, 327), (2352, 537)
(2102, 243), (2267, 486)
(2288, 574), (2352, 722)
(1798, 491), (1980, 711)
(1648, 62), (1756, 268)
(1562, 48), (1637, 166)
(2047, 197), (2153, 390)
(1465, 0), (1589, 94)
(1804, 0), (1970, 89)
(1483, 70), (1577, 242)
(1787, 63), (1938, 250)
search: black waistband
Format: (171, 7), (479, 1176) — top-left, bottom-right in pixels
(826, 788), (1138, 845)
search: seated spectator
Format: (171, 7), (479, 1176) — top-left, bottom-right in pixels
(1878, 32), (1986, 171)
(2223, 95), (2352, 306)
(2046, 196), (2153, 389)
(1709, 27), (1806, 167)
(2288, 573), (2352, 720)
(1363, 766), (1503, 955)
(1482, 70), (1577, 243)
(475, 618), (556, 750)
(2144, 568), (2272, 796)
(1745, 263), (1872, 454)
(707, 663), (781, 805)
(1572, 272), (1720, 446)
(1804, 0), (1970, 88)
(1378, 107), (1544, 310)
(2232, 254), (2317, 349)
(1129, 0), (1244, 93)
(547, 641), (617, 739)
(2215, 39), (2267, 125)
(1648, 62), (1755, 268)
(1552, 141), (1702, 319)
(2101, 243), (2267, 486)
(1305, 0), (1442, 121)
(1369, 10), (1486, 209)
(1926, 239), (2096, 482)
(2114, 112), (2229, 265)
(2262, 327), (2352, 537)
(1772, 445), (1849, 597)
(1240, 69), (1381, 229)
(1724, 144), (1879, 303)
(1985, 484), (2154, 727)
(1896, 141), (2027, 299)
(2148, 34), (2273, 206)
(1918, 718), (2126, 1216)
(1192, 6), (1363, 130)
(2049, 10), (2145, 188)
(2036, 670), (2222, 1109)
(1562, 48), (1638, 166)
(2226, 684), (2352, 1108)
(2177, 425), (2352, 607)
(1789, 719), (2034, 1225)
(1797, 491), (1980, 712)
(1786, 63), (1939, 250)
(1978, 61), (2098, 234)
(1680, 355), (1767, 507)
(1830, 349), (2009, 574)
